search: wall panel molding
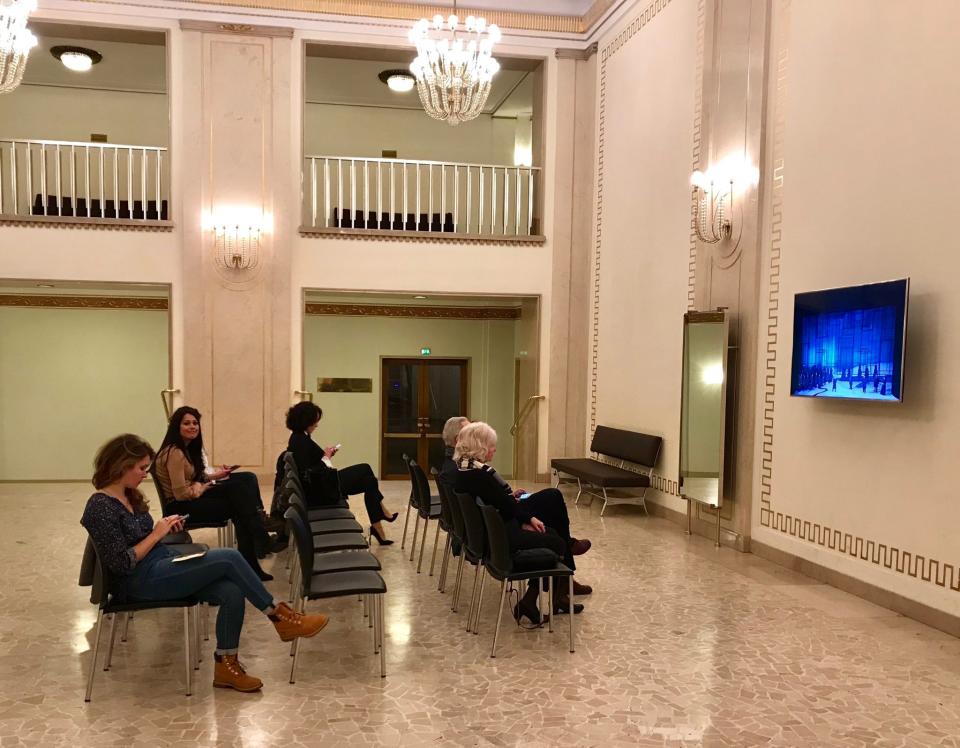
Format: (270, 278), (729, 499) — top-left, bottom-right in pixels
(757, 0), (959, 597)
(305, 302), (520, 319)
(0, 294), (168, 310)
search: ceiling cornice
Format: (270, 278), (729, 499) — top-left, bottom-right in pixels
(131, 0), (624, 36)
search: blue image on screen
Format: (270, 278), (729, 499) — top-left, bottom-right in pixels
(790, 279), (908, 401)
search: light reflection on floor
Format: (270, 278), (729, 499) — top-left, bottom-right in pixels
(1, 480), (959, 746)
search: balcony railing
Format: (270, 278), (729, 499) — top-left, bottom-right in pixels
(0, 138), (170, 223)
(302, 155), (542, 238)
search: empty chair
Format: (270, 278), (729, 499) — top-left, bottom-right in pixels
(286, 508), (386, 682)
(379, 211), (391, 230)
(288, 493), (362, 536)
(367, 210), (378, 229)
(417, 213), (429, 231)
(146, 200), (159, 220)
(353, 209), (366, 229)
(409, 459), (442, 574)
(133, 200), (145, 220)
(31, 194), (44, 215)
(480, 503), (575, 658)
(118, 199), (130, 218)
(432, 469), (460, 592)
(61, 196), (74, 217)
(89, 198), (103, 218)
(392, 212), (404, 230)
(430, 212), (442, 232)
(76, 197), (89, 217)
(160, 200), (169, 221)
(104, 199), (117, 218)
(46, 194), (60, 216)
(404, 213), (416, 231)
(443, 212), (455, 232)
(339, 208), (353, 228)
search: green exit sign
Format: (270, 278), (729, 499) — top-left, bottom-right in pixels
(420, 347), (431, 356)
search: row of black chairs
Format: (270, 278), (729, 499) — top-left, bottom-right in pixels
(400, 454), (576, 657)
(332, 208), (455, 232)
(278, 452), (387, 681)
(31, 194), (169, 220)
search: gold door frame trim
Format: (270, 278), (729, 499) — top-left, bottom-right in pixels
(305, 302), (521, 320)
(0, 294), (169, 310)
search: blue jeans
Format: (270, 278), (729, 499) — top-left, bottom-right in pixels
(127, 547), (275, 651)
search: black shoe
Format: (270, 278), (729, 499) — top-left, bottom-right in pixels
(513, 598), (547, 626)
(370, 526), (394, 545)
(384, 511), (399, 523)
(552, 597), (583, 615)
(257, 570), (274, 582)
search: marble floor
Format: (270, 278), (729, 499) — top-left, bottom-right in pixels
(1, 480), (959, 747)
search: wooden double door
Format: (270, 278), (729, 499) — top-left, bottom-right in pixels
(380, 358), (468, 479)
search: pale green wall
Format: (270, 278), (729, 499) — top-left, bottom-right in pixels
(302, 314), (517, 476)
(0, 306), (169, 480)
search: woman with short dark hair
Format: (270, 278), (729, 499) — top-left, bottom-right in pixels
(81, 434), (331, 693)
(285, 401), (397, 545)
(154, 406), (283, 581)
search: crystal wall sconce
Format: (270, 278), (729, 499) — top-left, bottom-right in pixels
(207, 208), (266, 270)
(690, 155), (759, 245)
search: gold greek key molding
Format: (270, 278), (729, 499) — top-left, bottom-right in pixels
(758, 0), (959, 595)
(304, 302), (521, 319)
(0, 294), (169, 310)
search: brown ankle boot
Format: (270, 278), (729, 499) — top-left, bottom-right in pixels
(269, 601), (330, 642)
(213, 654), (263, 692)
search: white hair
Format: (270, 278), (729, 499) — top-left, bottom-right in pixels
(441, 416), (470, 447)
(453, 421), (497, 461)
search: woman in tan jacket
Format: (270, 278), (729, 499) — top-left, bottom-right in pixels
(154, 406), (281, 580)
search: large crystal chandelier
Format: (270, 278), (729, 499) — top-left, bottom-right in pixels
(408, 7), (501, 126)
(0, 0), (37, 94)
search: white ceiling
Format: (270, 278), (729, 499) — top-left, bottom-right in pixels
(305, 54), (535, 117)
(376, 0), (593, 15)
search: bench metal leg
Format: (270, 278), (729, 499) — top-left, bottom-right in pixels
(84, 610), (105, 702)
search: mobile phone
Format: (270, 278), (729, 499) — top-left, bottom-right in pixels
(228, 464), (241, 471)
(178, 513), (190, 522)
(519, 493), (532, 500)
(334, 443), (342, 451)
(172, 550), (207, 563)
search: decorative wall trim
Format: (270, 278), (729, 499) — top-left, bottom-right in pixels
(687, 0), (704, 311)
(556, 43), (599, 60)
(758, 0), (959, 596)
(299, 226), (545, 246)
(0, 294), (169, 311)
(0, 215), (174, 231)
(304, 302), (521, 320)
(180, 19), (295, 36)
(167, 0), (583, 34)
(589, 0), (702, 434)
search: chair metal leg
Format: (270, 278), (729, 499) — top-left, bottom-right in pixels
(568, 576), (575, 653)
(203, 603), (210, 641)
(466, 562), (481, 631)
(547, 577), (554, 633)
(600, 487), (608, 517)
(84, 609), (105, 702)
(409, 513), (421, 562)
(372, 596), (379, 653)
(120, 612), (131, 642)
(575, 478), (583, 505)
(104, 613), (119, 671)
(379, 594), (386, 678)
(417, 517), (430, 573)
(400, 503), (413, 549)
(490, 581), (507, 658)
(452, 553), (465, 611)
(183, 607), (192, 697)
(438, 535), (452, 592)
(289, 596), (308, 683)
(428, 522), (442, 576)
(472, 568), (486, 635)
(284, 533), (293, 570)
(193, 607), (201, 669)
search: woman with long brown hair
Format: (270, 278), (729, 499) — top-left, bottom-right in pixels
(80, 434), (331, 692)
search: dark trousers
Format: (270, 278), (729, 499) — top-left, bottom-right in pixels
(507, 487), (576, 592)
(165, 471), (268, 573)
(337, 463), (386, 523)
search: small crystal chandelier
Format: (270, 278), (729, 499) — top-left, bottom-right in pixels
(408, 4), (501, 126)
(0, 0), (38, 94)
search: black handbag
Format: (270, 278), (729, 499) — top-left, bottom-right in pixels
(511, 547), (560, 572)
(302, 464), (343, 506)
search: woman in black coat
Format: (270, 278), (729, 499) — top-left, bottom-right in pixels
(284, 401), (397, 544)
(453, 421), (592, 623)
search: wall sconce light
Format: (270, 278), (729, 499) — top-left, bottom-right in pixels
(207, 207), (266, 270)
(690, 155), (759, 245)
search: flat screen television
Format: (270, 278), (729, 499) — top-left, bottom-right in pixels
(790, 278), (909, 402)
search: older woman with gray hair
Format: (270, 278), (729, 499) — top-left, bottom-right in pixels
(438, 416), (470, 493)
(454, 421), (592, 624)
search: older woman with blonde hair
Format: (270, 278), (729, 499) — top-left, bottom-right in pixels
(454, 421), (592, 624)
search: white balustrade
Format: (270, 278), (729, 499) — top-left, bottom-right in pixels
(0, 138), (169, 221)
(304, 155), (541, 237)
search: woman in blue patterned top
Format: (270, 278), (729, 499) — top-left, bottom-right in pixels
(80, 434), (331, 692)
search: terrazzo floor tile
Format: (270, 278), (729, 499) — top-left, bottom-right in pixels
(1, 480), (959, 747)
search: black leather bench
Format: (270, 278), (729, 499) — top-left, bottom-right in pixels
(551, 425), (662, 516)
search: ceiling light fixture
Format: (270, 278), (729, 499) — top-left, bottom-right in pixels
(51, 45), (103, 73)
(0, 0), (38, 94)
(378, 69), (415, 93)
(407, 2), (501, 125)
